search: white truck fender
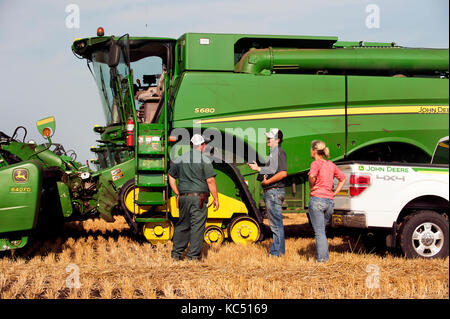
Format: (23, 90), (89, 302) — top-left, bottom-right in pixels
(392, 179), (449, 222)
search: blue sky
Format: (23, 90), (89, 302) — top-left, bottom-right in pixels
(0, 0), (448, 164)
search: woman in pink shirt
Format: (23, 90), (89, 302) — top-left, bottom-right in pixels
(308, 140), (346, 262)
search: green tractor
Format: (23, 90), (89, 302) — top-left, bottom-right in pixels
(0, 116), (135, 251)
(0, 117), (74, 250)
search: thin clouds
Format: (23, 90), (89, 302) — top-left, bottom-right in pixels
(0, 0), (448, 163)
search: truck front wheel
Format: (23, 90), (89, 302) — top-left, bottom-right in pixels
(399, 210), (449, 259)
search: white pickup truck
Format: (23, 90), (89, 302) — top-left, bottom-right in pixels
(333, 137), (449, 259)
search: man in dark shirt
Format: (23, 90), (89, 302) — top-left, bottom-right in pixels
(168, 134), (219, 261)
(248, 128), (287, 256)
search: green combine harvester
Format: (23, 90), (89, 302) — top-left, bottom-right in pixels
(1, 29), (447, 251)
(69, 29), (448, 246)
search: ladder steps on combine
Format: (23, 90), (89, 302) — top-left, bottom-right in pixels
(135, 190), (166, 206)
(135, 123), (167, 208)
(136, 173), (166, 187)
(137, 157), (165, 171)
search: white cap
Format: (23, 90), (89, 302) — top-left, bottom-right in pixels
(191, 134), (205, 145)
(265, 128), (279, 139)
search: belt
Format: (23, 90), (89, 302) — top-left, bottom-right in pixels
(179, 192), (208, 197)
(263, 187), (281, 192)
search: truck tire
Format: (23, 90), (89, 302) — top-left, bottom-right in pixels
(399, 210), (449, 259)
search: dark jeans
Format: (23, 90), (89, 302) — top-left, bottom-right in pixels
(171, 195), (208, 260)
(263, 188), (285, 256)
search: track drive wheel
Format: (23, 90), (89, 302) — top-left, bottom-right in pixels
(118, 179), (150, 234)
(142, 215), (174, 245)
(204, 225), (225, 246)
(228, 216), (261, 245)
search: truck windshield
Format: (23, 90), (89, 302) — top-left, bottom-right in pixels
(91, 35), (131, 126)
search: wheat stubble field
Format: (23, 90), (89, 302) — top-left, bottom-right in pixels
(0, 213), (448, 299)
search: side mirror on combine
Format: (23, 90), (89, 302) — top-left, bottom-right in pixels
(108, 40), (120, 68)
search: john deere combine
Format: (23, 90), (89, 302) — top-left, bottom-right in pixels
(69, 29), (448, 247)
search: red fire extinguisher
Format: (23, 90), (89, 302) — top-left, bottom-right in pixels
(126, 117), (134, 146)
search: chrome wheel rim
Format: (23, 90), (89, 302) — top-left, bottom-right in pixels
(411, 222), (444, 257)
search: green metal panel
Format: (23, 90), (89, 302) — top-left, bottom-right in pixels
(138, 157), (165, 171)
(2, 142), (63, 169)
(0, 161), (42, 233)
(184, 33), (235, 71)
(97, 158), (136, 188)
(137, 173), (166, 187)
(96, 174), (118, 222)
(171, 72), (346, 174)
(347, 76), (449, 156)
(137, 127), (165, 155)
(135, 191), (165, 206)
(56, 181), (72, 218)
(180, 33), (338, 72)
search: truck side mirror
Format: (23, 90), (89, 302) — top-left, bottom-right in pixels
(36, 116), (56, 140)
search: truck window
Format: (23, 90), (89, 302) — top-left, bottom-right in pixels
(431, 138), (449, 164)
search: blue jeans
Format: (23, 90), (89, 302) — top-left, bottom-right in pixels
(308, 196), (334, 262)
(263, 188), (285, 256)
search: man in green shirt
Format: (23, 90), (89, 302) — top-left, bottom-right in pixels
(168, 134), (219, 261)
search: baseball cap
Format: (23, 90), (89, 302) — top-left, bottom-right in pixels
(265, 128), (280, 139)
(190, 134), (205, 145)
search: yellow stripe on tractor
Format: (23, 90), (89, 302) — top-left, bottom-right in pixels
(36, 116), (55, 127)
(196, 105), (448, 124)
